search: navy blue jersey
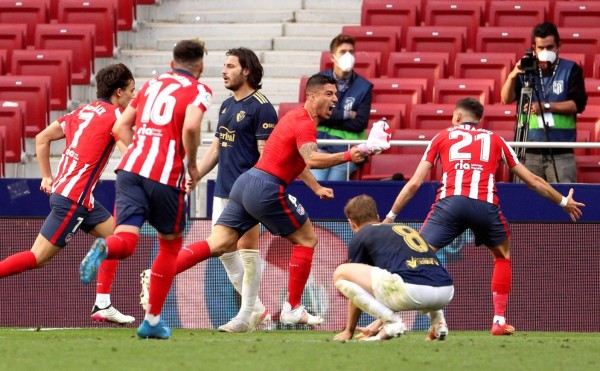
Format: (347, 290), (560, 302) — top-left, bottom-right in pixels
(214, 91), (277, 197)
(348, 223), (453, 287)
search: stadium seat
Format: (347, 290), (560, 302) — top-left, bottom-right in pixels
(559, 28), (600, 78)
(487, 1), (548, 27)
(576, 155), (600, 183)
(298, 76), (308, 103)
(433, 78), (495, 105)
(409, 103), (455, 130)
(11, 49), (72, 110)
(575, 127), (592, 156)
(319, 51), (381, 79)
(594, 54), (600, 79)
(368, 103), (406, 131)
(387, 52), (449, 101)
(553, 2), (600, 29)
(576, 105), (600, 141)
(116, 0), (136, 31)
(341, 26), (400, 76)
(480, 104), (518, 131)
(0, 76), (50, 137)
(405, 26), (467, 68)
(454, 52), (515, 103)
(0, 128), (5, 177)
(584, 79), (600, 106)
(360, 0), (420, 45)
(475, 27), (531, 54)
(0, 0), (49, 45)
(0, 49), (6, 75)
(35, 24), (95, 85)
(370, 78), (427, 120)
(360, 153), (427, 181)
(277, 102), (301, 119)
(559, 52), (586, 75)
(424, 1), (484, 50)
(0, 23), (27, 70)
(389, 128), (439, 154)
(58, 0), (117, 58)
(0, 101), (25, 163)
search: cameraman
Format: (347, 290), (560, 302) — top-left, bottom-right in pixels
(501, 22), (587, 183)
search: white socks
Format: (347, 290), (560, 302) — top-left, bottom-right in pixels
(426, 309), (446, 326)
(145, 314), (160, 326)
(95, 294), (111, 308)
(493, 315), (506, 325)
(335, 279), (396, 323)
(219, 250), (265, 322)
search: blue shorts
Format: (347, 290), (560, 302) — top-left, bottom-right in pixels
(217, 168), (308, 237)
(40, 193), (111, 248)
(115, 170), (186, 235)
(420, 196), (510, 248)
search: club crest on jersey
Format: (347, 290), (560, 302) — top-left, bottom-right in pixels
(343, 97), (355, 111)
(553, 80), (564, 95)
(236, 111), (246, 122)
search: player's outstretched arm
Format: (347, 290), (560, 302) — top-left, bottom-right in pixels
(35, 121), (65, 195)
(384, 160), (433, 223)
(299, 142), (365, 169)
(112, 105), (136, 146)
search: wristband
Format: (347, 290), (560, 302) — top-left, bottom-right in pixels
(343, 151), (352, 162)
(559, 196), (568, 208)
(386, 211), (397, 220)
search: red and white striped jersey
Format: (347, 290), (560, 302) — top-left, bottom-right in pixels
(117, 71), (212, 189)
(423, 123), (520, 206)
(53, 100), (120, 210)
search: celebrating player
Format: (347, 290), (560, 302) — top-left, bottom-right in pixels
(80, 39), (212, 339)
(0, 63), (136, 325)
(383, 97), (585, 335)
(333, 195), (454, 342)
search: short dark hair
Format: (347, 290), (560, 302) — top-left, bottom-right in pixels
(330, 34), (355, 53)
(226, 47), (263, 90)
(304, 73), (336, 96)
(95, 63), (134, 100)
(532, 22), (560, 45)
(173, 39), (206, 65)
(344, 195), (379, 226)
(455, 97), (484, 120)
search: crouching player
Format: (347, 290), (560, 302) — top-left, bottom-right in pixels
(333, 195), (454, 341)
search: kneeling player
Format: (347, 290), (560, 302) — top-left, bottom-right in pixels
(333, 195), (454, 341)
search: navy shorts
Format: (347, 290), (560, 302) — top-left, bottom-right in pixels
(217, 168), (308, 237)
(115, 170), (186, 235)
(420, 196), (510, 249)
(40, 193), (111, 248)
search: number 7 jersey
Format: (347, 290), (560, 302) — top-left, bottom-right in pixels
(117, 71), (212, 189)
(423, 123), (520, 206)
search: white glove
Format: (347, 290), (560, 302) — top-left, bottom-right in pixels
(357, 119), (392, 155)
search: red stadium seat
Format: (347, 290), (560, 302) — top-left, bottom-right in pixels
(371, 78), (427, 120)
(594, 54), (600, 79)
(277, 102), (301, 119)
(475, 27), (531, 54)
(319, 51), (381, 79)
(361, 0), (420, 45)
(409, 103), (455, 130)
(433, 78), (495, 105)
(389, 128), (438, 154)
(575, 127), (592, 156)
(0, 76), (50, 137)
(58, 0), (117, 58)
(454, 52), (515, 103)
(576, 105), (600, 142)
(576, 155), (600, 183)
(0, 0), (49, 45)
(298, 76), (309, 103)
(11, 49), (72, 110)
(424, 1), (484, 50)
(368, 103), (406, 131)
(584, 79), (600, 106)
(0, 24), (27, 70)
(0, 128), (5, 177)
(341, 25), (400, 76)
(553, 2), (600, 29)
(48, 0), (58, 20)
(405, 26), (467, 68)
(0, 49), (6, 75)
(0, 101), (26, 163)
(559, 28), (600, 78)
(35, 24), (95, 85)
(487, 1), (548, 27)
(480, 104), (518, 131)
(387, 52), (449, 101)
(116, 0), (136, 31)
(559, 52), (586, 75)
(360, 153), (427, 181)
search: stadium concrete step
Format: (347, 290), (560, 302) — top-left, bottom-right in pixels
(294, 9), (360, 24)
(155, 37), (273, 52)
(284, 23), (347, 37)
(303, 0), (362, 10)
(273, 36), (332, 51)
(134, 63), (317, 79)
(178, 10), (295, 24)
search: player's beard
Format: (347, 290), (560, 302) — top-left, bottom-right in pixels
(225, 73), (245, 92)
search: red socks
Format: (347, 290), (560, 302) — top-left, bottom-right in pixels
(147, 237), (182, 315)
(175, 240), (211, 274)
(0, 251), (37, 278)
(96, 260), (118, 294)
(287, 245), (315, 308)
(105, 232), (138, 259)
(492, 258), (511, 317)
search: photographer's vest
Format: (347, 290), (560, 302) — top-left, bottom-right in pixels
(524, 59), (577, 144)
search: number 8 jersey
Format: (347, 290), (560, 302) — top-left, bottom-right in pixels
(117, 70), (212, 189)
(424, 123), (520, 206)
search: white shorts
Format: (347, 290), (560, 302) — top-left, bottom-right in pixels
(212, 196), (229, 228)
(371, 267), (454, 312)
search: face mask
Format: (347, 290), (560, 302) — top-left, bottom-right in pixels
(537, 50), (557, 70)
(336, 52), (355, 73)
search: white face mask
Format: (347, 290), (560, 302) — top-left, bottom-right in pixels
(537, 50), (557, 70)
(335, 52), (355, 73)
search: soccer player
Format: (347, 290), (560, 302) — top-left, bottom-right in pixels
(333, 195), (454, 342)
(139, 47), (276, 332)
(80, 39), (213, 339)
(383, 97), (585, 336)
(0, 63), (136, 324)
(166, 74), (369, 332)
